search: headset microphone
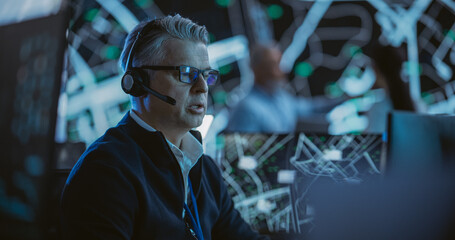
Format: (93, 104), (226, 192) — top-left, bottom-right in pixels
(142, 84), (177, 105)
(121, 21), (177, 106)
(121, 73), (176, 105)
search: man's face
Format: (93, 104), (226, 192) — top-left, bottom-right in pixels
(142, 39), (209, 132)
(254, 47), (286, 87)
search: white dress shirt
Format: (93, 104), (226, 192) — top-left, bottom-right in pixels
(129, 110), (203, 217)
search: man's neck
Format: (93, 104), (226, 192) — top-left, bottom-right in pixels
(160, 129), (186, 148)
(131, 109), (187, 148)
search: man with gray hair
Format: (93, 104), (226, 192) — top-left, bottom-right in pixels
(61, 15), (268, 240)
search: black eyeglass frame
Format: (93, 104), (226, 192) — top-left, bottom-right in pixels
(135, 65), (219, 86)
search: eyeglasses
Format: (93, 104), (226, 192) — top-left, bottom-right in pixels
(136, 65), (219, 86)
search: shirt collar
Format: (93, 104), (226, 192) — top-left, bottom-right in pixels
(129, 109), (203, 162)
(130, 109), (157, 132)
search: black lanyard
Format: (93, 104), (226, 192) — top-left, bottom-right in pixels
(184, 177), (204, 240)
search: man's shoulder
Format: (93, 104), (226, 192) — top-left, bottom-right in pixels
(69, 126), (134, 172)
(75, 119), (156, 170)
(88, 125), (135, 157)
(231, 93), (263, 117)
(199, 154), (223, 180)
(228, 90), (273, 123)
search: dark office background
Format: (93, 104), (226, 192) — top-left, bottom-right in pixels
(1, 0), (455, 239)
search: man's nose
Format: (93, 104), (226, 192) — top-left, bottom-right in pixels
(191, 73), (208, 93)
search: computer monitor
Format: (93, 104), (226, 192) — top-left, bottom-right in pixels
(303, 111), (455, 239)
(217, 132), (385, 236)
(307, 169), (455, 240)
(0, 9), (68, 239)
(386, 111), (455, 173)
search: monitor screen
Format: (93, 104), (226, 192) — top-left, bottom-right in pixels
(218, 132), (385, 235)
(386, 111), (455, 173)
(0, 10), (67, 239)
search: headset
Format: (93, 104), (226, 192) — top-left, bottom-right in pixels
(121, 21), (177, 105)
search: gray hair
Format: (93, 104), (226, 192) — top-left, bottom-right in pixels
(119, 14), (209, 72)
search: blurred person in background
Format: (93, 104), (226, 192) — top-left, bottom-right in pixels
(365, 43), (419, 133)
(226, 43), (343, 133)
(61, 14), (268, 240)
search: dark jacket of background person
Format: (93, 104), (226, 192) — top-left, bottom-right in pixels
(61, 113), (266, 240)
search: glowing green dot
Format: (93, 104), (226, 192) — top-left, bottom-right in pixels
(219, 64), (232, 75)
(267, 4), (283, 20)
(102, 45), (121, 60)
(213, 91), (227, 104)
(134, 0), (154, 8)
(295, 62), (313, 77)
(84, 8), (99, 22)
(215, 0), (234, 7)
(444, 29), (455, 41)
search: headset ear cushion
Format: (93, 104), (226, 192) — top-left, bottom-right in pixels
(121, 69), (147, 97)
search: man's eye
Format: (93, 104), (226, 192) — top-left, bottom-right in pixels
(189, 70), (198, 80)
